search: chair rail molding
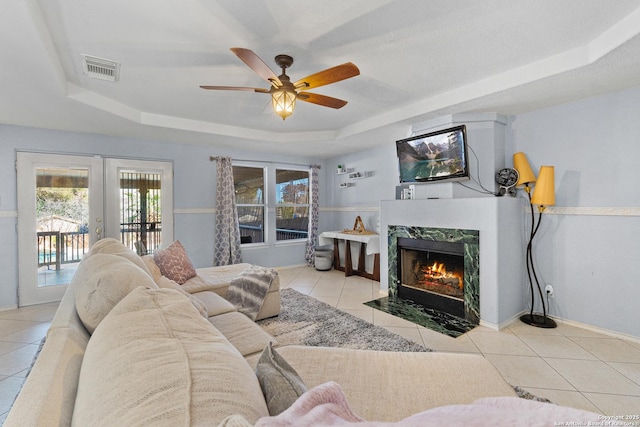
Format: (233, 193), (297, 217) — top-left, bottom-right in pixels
(527, 206), (640, 217)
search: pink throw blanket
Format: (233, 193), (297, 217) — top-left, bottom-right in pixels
(255, 381), (602, 427)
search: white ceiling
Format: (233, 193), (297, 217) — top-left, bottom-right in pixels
(2, 0), (640, 158)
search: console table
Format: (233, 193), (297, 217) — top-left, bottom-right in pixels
(318, 231), (380, 281)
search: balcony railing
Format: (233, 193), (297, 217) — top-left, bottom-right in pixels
(37, 231), (89, 270)
(37, 224), (161, 269)
(238, 222), (308, 244)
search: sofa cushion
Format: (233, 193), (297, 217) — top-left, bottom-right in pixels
(72, 287), (269, 426)
(88, 237), (152, 276)
(154, 240), (197, 284)
(74, 253), (158, 334)
(191, 290), (237, 317)
(180, 263), (255, 295)
(141, 254), (163, 282)
(255, 342), (307, 415)
(156, 275), (208, 318)
(209, 311), (277, 357)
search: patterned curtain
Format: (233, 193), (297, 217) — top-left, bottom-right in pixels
(213, 157), (242, 266)
(305, 164), (321, 265)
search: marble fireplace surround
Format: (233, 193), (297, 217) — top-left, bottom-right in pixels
(380, 197), (525, 329)
(389, 226), (480, 325)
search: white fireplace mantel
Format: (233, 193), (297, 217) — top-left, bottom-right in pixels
(380, 197), (526, 329)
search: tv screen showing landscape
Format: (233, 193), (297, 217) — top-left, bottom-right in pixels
(396, 125), (469, 183)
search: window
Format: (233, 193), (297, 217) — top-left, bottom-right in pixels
(276, 169), (309, 241)
(232, 164), (310, 245)
(232, 165), (265, 244)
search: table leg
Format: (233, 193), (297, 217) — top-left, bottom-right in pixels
(324, 236), (379, 282)
(345, 241), (354, 277)
(333, 239), (344, 272)
(357, 243), (366, 272)
(372, 253), (380, 282)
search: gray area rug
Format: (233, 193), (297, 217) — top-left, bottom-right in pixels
(258, 287), (552, 403)
(258, 288), (430, 352)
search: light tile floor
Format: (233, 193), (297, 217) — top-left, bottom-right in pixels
(1, 266), (639, 422)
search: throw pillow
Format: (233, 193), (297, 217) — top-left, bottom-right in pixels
(154, 240), (197, 284)
(255, 342), (307, 416)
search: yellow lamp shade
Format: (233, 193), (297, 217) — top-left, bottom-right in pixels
(272, 88), (296, 120)
(513, 152), (536, 186)
(531, 166), (555, 207)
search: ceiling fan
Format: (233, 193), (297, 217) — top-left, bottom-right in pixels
(200, 48), (360, 120)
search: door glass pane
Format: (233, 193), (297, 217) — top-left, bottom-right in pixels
(118, 171), (162, 255)
(36, 167), (90, 287)
(233, 166), (265, 244)
(276, 169), (309, 241)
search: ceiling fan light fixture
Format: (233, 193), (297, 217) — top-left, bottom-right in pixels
(272, 88), (296, 120)
(200, 48), (359, 120)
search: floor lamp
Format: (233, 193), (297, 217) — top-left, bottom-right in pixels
(513, 153), (557, 328)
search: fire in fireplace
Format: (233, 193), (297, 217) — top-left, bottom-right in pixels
(397, 237), (466, 318)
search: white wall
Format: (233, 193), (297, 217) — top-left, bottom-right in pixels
(0, 124), (314, 310)
(508, 85), (640, 339)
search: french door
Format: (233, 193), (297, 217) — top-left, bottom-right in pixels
(17, 153), (173, 306)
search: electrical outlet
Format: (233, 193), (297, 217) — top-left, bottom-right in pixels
(545, 284), (554, 297)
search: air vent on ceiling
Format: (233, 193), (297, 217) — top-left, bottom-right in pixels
(82, 55), (120, 82)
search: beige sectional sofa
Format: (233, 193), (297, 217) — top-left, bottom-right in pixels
(8, 238), (596, 426)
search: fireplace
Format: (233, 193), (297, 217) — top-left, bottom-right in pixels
(397, 237), (465, 318)
(388, 226), (480, 325)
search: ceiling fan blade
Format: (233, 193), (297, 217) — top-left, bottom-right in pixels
(294, 62), (360, 91)
(200, 85), (270, 93)
(297, 92), (348, 109)
(230, 47), (282, 87)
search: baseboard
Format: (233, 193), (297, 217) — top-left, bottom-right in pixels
(486, 310), (640, 343)
(553, 317), (640, 344)
(275, 263), (309, 270)
(0, 304), (19, 312)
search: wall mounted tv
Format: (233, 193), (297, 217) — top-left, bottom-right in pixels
(396, 125), (470, 184)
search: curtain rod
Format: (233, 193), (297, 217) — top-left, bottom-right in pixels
(209, 156), (314, 168)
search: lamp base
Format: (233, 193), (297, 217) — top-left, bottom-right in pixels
(520, 313), (557, 328)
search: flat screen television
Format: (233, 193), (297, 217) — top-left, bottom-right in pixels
(396, 125), (470, 184)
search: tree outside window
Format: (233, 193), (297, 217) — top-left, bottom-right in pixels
(276, 169), (309, 241)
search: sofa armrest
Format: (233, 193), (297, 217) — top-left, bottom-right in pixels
(6, 328), (88, 427)
(272, 346), (517, 422)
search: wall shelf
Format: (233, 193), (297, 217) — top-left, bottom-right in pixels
(349, 171), (373, 180)
(339, 182), (355, 189)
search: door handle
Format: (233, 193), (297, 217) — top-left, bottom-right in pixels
(95, 217), (103, 240)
